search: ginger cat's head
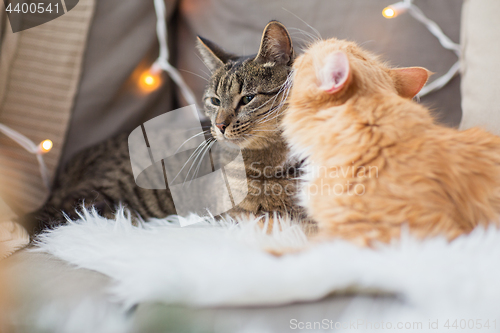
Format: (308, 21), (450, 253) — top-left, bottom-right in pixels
(284, 38), (432, 164)
(290, 38), (430, 109)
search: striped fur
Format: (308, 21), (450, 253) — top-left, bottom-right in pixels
(22, 21), (309, 236)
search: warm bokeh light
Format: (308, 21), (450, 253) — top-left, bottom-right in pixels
(138, 70), (161, 93)
(382, 7), (396, 18)
(40, 139), (53, 153)
(144, 75), (155, 86)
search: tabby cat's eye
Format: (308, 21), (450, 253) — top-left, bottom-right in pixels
(210, 97), (221, 106)
(241, 95), (255, 105)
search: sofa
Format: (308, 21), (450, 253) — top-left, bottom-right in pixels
(2, 0), (498, 331)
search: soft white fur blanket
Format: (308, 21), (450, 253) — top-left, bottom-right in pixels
(33, 208), (500, 328)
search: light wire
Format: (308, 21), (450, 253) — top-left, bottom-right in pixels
(0, 1), (459, 190)
(151, 0), (202, 116)
(0, 0), (205, 191)
(0, 124), (51, 189)
(393, 0), (461, 97)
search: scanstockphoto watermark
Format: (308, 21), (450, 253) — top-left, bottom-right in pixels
(307, 164), (379, 197)
(127, 106), (379, 222)
(248, 162), (379, 197)
(308, 164), (379, 180)
(290, 318), (498, 330)
(3, 0), (80, 33)
(290, 319), (424, 330)
(128, 105), (248, 226)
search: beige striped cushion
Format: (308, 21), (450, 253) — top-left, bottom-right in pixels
(459, 0), (500, 135)
(0, 0), (95, 215)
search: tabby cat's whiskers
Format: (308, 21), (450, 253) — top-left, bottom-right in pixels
(256, 76), (292, 125)
(281, 7), (322, 40)
(190, 138), (216, 183)
(183, 139), (213, 185)
(171, 138), (210, 184)
(288, 27), (320, 45)
(174, 130), (211, 155)
(179, 69), (209, 82)
(194, 53), (214, 74)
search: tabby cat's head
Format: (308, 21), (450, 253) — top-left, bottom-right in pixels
(197, 21), (294, 150)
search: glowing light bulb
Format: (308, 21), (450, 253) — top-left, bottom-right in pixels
(382, 2), (410, 19)
(39, 139), (53, 153)
(144, 75), (155, 86)
(138, 69), (161, 92)
(382, 7), (396, 18)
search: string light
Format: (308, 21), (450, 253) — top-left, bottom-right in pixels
(1, 0), (203, 191)
(382, 7), (396, 19)
(0, 124), (51, 189)
(138, 69), (162, 92)
(39, 139), (53, 153)
(382, 2), (410, 19)
(382, 0), (461, 97)
(151, 0), (204, 118)
(0, 0), (459, 194)
(144, 75), (154, 86)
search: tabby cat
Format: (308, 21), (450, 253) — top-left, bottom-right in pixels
(283, 37), (500, 246)
(22, 21), (305, 236)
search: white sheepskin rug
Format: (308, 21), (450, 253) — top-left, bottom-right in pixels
(33, 208), (500, 327)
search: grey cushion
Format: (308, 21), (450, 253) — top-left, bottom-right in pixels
(176, 0), (462, 126)
(61, 0), (462, 167)
(60, 0), (179, 167)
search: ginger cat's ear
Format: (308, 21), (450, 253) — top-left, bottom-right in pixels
(255, 21), (294, 66)
(196, 36), (237, 72)
(390, 67), (431, 99)
(318, 51), (350, 94)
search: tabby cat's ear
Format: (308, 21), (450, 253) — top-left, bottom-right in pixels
(254, 21), (294, 66)
(390, 67), (431, 99)
(196, 36), (236, 72)
(318, 51), (351, 94)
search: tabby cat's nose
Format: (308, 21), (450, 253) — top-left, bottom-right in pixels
(216, 123), (227, 134)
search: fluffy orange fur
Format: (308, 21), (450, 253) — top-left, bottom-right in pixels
(283, 38), (500, 246)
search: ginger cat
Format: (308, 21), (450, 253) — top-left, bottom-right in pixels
(283, 38), (500, 246)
